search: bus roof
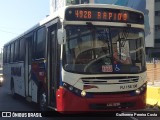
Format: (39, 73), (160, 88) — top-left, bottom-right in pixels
(3, 4), (143, 47)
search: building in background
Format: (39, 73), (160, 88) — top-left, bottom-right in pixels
(50, 0), (91, 14)
(148, 0), (160, 62)
(50, 0), (160, 61)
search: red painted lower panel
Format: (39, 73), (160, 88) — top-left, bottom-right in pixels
(56, 87), (146, 112)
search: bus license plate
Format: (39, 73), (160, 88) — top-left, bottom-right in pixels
(106, 103), (120, 107)
(102, 65), (113, 72)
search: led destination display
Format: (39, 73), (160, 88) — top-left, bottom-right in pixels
(65, 7), (144, 24)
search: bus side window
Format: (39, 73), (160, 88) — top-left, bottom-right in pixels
(19, 38), (25, 61)
(14, 40), (20, 62)
(7, 45), (11, 63)
(10, 43), (15, 63)
(35, 27), (46, 59)
(3, 46), (7, 63)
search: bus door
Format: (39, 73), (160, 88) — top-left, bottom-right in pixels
(25, 34), (33, 101)
(47, 24), (59, 107)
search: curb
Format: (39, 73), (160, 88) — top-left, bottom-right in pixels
(147, 84), (160, 107)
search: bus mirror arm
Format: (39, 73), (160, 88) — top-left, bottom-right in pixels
(57, 29), (66, 44)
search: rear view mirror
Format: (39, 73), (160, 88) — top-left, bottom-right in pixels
(57, 29), (66, 44)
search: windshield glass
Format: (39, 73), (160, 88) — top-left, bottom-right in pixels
(63, 25), (146, 74)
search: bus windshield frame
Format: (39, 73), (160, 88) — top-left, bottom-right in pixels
(62, 25), (146, 74)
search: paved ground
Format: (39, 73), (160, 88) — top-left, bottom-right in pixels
(147, 81), (160, 87)
(147, 81), (160, 107)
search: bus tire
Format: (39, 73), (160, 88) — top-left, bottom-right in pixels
(38, 88), (47, 111)
(11, 79), (16, 98)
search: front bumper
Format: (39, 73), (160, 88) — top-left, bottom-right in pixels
(56, 87), (146, 112)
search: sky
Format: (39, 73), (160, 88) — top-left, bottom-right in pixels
(0, 0), (50, 49)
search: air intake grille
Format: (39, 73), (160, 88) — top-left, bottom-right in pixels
(82, 76), (139, 85)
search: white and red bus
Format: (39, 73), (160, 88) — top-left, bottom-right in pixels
(3, 4), (147, 112)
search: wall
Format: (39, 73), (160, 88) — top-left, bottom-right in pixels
(147, 63), (160, 82)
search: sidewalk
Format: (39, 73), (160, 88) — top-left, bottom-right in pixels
(147, 81), (160, 107)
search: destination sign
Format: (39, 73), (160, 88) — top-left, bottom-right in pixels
(65, 7), (144, 24)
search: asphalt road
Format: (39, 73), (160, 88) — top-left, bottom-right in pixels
(0, 80), (126, 120)
(0, 78), (55, 120)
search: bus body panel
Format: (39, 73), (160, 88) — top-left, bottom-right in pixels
(61, 69), (147, 92)
(4, 62), (25, 97)
(56, 87), (146, 111)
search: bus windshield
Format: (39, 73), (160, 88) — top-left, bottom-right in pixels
(63, 25), (146, 74)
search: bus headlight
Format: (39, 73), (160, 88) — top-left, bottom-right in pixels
(81, 90), (86, 97)
(62, 82), (93, 98)
(143, 84), (146, 88)
(135, 89), (141, 95)
(140, 87), (144, 91)
(63, 82), (81, 95)
(0, 77), (3, 82)
(69, 86), (73, 91)
(75, 89), (79, 94)
(134, 83), (147, 95)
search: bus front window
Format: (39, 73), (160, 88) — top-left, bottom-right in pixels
(111, 28), (146, 73)
(63, 25), (146, 74)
